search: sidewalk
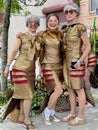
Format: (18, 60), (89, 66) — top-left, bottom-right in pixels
(0, 88), (98, 130)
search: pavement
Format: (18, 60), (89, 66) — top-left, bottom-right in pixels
(0, 87), (98, 130)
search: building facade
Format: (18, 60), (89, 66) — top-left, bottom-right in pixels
(0, 0), (98, 54)
(8, 0), (69, 55)
(79, 0), (98, 31)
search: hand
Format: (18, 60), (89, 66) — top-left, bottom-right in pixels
(16, 32), (22, 38)
(4, 68), (10, 77)
(74, 61), (81, 69)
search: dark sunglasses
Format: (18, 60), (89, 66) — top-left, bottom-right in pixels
(65, 10), (76, 15)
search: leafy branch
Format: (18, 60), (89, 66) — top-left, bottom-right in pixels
(76, 0), (81, 6)
(19, 0), (47, 6)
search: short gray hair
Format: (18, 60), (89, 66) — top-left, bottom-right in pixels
(63, 2), (80, 16)
(26, 15), (40, 26)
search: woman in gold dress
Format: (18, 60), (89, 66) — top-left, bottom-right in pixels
(61, 3), (91, 126)
(4, 16), (40, 130)
(39, 13), (64, 125)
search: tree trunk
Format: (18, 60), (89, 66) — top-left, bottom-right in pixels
(0, 0), (11, 91)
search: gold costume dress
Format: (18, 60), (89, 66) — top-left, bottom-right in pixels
(63, 23), (87, 89)
(12, 32), (39, 99)
(39, 29), (64, 95)
(3, 32), (40, 121)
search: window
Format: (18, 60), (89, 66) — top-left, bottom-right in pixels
(90, 0), (95, 12)
(90, 0), (98, 12)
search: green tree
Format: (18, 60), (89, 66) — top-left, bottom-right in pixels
(1, 0), (12, 91)
(0, 0), (47, 91)
(74, 0), (81, 6)
(76, 0), (81, 5)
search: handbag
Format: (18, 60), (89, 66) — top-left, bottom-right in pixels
(55, 90), (71, 112)
(35, 75), (47, 92)
(84, 87), (95, 107)
(90, 73), (98, 87)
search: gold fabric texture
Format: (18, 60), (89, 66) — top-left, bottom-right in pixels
(12, 33), (39, 99)
(39, 29), (64, 94)
(39, 29), (65, 65)
(63, 24), (86, 89)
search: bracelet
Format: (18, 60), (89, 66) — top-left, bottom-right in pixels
(78, 60), (82, 65)
(6, 64), (10, 68)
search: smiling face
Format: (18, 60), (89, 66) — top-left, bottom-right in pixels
(27, 20), (39, 33)
(47, 15), (59, 31)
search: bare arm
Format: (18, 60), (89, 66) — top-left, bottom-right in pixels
(7, 38), (21, 64)
(4, 38), (22, 77)
(81, 44), (88, 67)
(74, 32), (91, 69)
(82, 44), (90, 80)
(80, 32), (91, 62)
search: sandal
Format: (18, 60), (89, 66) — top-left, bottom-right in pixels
(61, 114), (76, 122)
(68, 117), (86, 126)
(17, 120), (24, 126)
(17, 120), (35, 126)
(17, 120), (24, 124)
(44, 116), (52, 125)
(24, 123), (37, 130)
(51, 115), (60, 122)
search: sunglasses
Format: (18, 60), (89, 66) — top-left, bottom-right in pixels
(65, 10), (76, 15)
(28, 20), (39, 25)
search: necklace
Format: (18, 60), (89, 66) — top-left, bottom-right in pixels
(28, 31), (37, 36)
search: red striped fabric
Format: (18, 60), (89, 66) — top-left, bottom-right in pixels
(88, 60), (97, 64)
(45, 79), (55, 82)
(70, 69), (85, 72)
(88, 56), (96, 60)
(12, 80), (28, 84)
(41, 69), (52, 72)
(43, 74), (53, 78)
(12, 69), (25, 73)
(12, 75), (27, 78)
(12, 69), (28, 84)
(70, 75), (84, 78)
(42, 69), (54, 83)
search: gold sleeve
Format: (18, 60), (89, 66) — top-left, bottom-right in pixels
(37, 31), (44, 64)
(78, 24), (87, 36)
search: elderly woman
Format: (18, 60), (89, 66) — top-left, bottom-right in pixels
(12, 13), (64, 126)
(4, 15), (40, 130)
(39, 13), (64, 125)
(61, 2), (91, 126)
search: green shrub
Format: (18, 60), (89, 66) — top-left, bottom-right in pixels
(0, 83), (14, 106)
(90, 32), (98, 52)
(0, 93), (9, 106)
(32, 90), (46, 114)
(0, 82), (46, 114)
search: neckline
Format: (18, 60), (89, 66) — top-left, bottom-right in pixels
(68, 23), (78, 27)
(48, 28), (59, 32)
(27, 31), (37, 36)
